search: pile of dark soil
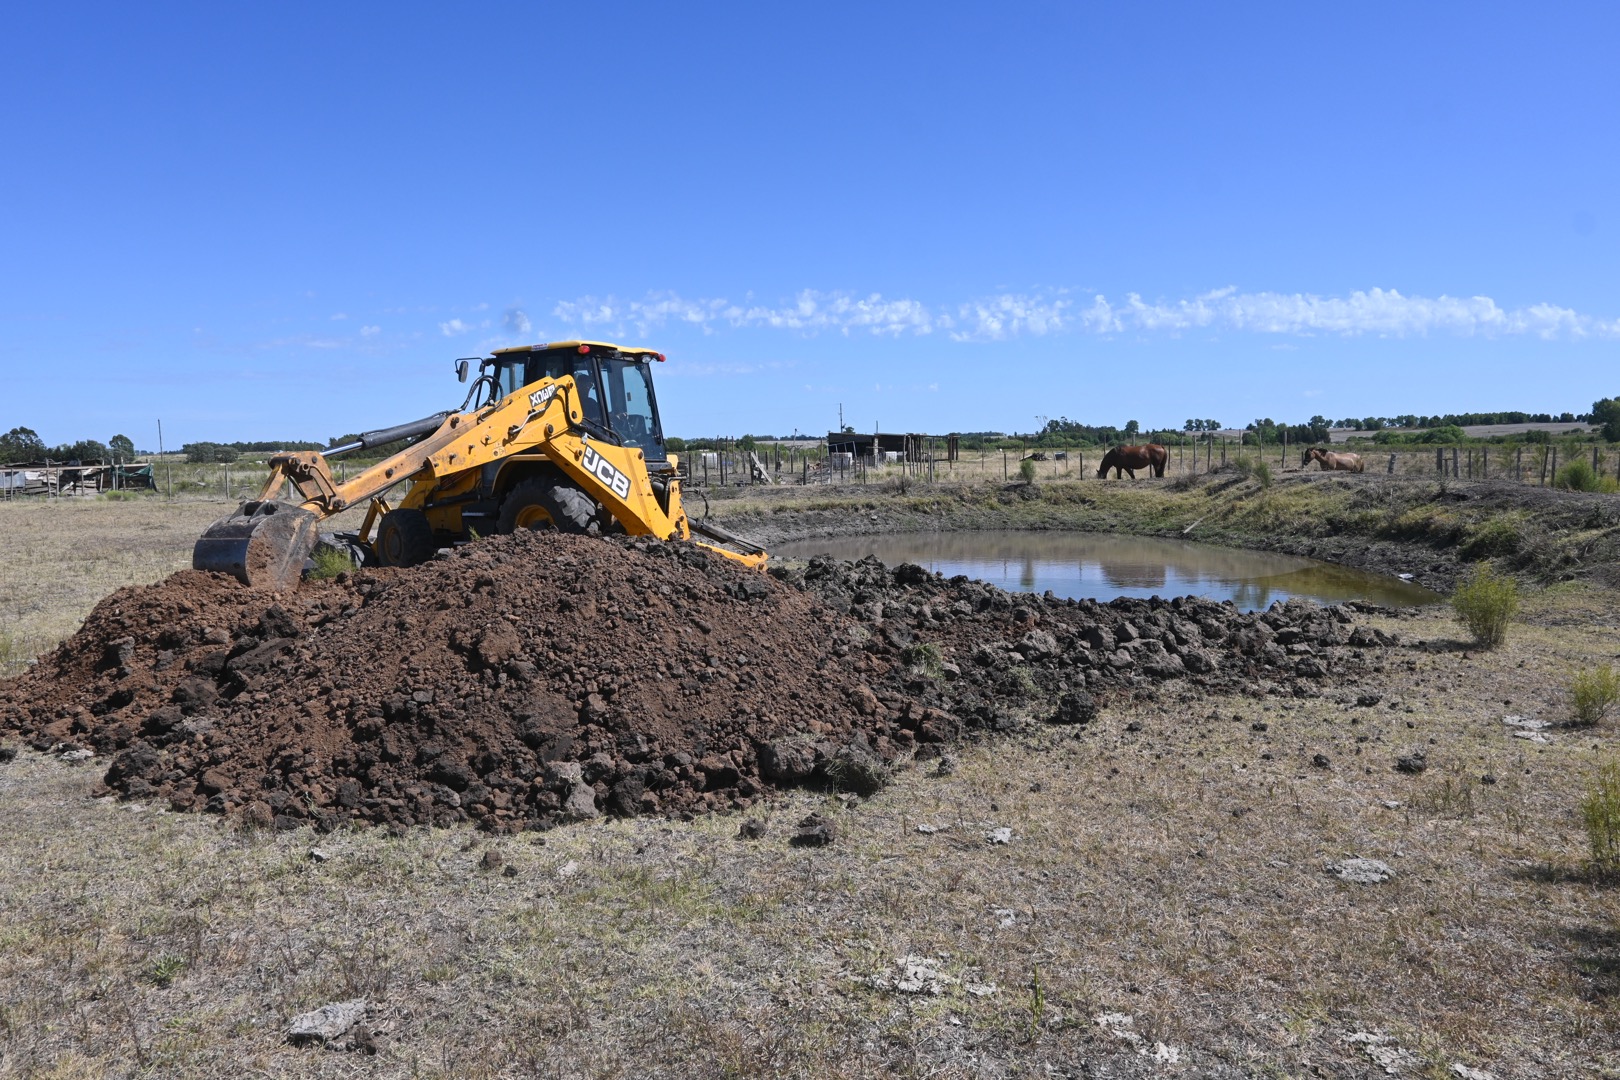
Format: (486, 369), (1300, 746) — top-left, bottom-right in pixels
(0, 531), (1403, 832)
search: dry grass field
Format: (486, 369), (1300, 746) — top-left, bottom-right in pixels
(2, 491), (1619, 1077)
(0, 497), (233, 677)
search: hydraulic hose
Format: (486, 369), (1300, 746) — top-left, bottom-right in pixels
(325, 412), (452, 458)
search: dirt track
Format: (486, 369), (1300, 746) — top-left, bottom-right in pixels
(1, 529), (1403, 833)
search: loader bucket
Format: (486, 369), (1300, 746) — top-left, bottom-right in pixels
(193, 500), (323, 590)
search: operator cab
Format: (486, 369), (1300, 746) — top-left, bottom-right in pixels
(485, 341), (669, 462)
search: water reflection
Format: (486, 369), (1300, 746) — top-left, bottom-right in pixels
(774, 531), (1442, 611)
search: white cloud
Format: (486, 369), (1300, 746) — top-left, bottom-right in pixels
(1096, 286), (1620, 340)
(545, 286), (1620, 344)
(360, 325), (381, 337)
(555, 290), (938, 338)
(503, 308), (532, 335)
(439, 318), (470, 336)
(330, 312), (348, 321)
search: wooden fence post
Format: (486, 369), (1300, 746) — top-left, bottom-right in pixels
(1451, 447), (1459, 478)
(1387, 453), (1396, 475)
(1550, 446), (1557, 484)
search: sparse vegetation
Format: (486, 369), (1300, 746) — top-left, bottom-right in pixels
(1018, 457), (1037, 485)
(900, 641), (944, 678)
(146, 953), (186, 988)
(308, 544), (356, 580)
(1569, 662), (1620, 727)
(1451, 564), (1519, 647)
(1231, 453), (1272, 488)
(1458, 516), (1524, 560)
(1581, 762), (1620, 872)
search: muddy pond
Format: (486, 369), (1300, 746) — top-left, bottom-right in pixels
(775, 531), (1442, 611)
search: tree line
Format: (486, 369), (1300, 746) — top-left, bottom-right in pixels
(0, 427), (137, 465)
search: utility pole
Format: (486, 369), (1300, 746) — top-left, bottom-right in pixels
(158, 419), (171, 499)
(838, 403), (843, 432)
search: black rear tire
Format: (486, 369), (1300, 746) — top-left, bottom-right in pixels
(497, 477), (602, 536)
(375, 508), (437, 567)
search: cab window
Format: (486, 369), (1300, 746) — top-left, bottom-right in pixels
(601, 359), (662, 458)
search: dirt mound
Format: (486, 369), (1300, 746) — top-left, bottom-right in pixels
(0, 532), (1401, 832)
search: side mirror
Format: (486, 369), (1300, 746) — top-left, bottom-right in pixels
(455, 359), (470, 383)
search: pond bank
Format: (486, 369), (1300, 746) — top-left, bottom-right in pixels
(704, 469), (1620, 595)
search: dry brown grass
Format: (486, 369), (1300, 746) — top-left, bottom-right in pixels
(0, 497), (233, 676)
(3, 498), (1620, 1077)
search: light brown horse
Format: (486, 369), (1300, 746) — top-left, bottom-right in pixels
(1303, 446), (1365, 473)
(1097, 443), (1168, 479)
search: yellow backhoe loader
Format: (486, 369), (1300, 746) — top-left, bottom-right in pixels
(193, 341), (766, 589)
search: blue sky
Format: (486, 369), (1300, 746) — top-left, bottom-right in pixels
(3, 2), (1617, 447)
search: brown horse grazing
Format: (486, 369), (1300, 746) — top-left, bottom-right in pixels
(1097, 443), (1168, 479)
(1303, 446), (1365, 473)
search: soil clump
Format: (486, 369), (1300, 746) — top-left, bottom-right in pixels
(1, 530), (1402, 831)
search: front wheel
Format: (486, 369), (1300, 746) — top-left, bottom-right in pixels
(375, 508), (437, 567)
(497, 477), (603, 536)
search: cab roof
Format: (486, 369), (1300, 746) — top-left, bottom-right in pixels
(490, 340), (662, 358)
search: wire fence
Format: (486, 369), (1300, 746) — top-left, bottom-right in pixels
(681, 438), (1620, 489)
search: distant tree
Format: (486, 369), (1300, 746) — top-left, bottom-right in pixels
(840, 424), (855, 434)
(1361, 417), (1385, 432)
(50, 439), (110, 463)
(0, 426), (46, 463)
(1594, 397), (1620, 442)
(109, 434), (136, 461)
(738, 434), (757, 452)
(1123, 420), (1140, 438)
(212, 446), (239, 463)
(184, 442), (220, 464)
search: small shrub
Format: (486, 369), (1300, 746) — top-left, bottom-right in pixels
(900, 642), (944, 678)
(1555, 457), (1601, 492)
(1570, 663), (1620, 727)
(1229, 454), (1272, 488)
(1581, 762), (1620, 872)
(1451, 564), (1518, 648)
(147, 953), (186, 988)
(308, 545), (355, 581)
(1018, 458), (1037, 485)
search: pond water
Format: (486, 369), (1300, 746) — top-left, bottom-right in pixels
(774, 531), (1443, 612)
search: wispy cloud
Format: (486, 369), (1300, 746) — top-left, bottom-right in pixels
(549, 286), (1620, 343)
(554, 290), (939, 339)
(439, 317), (470, 336)
(503, 308), (531, 335)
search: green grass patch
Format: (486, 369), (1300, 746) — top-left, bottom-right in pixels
(308, 545), (356, 580)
